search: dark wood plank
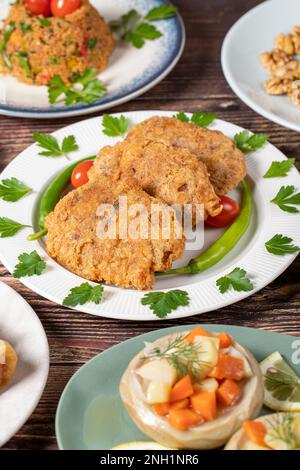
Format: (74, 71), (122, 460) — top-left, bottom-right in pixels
(0, 0), (299, 450)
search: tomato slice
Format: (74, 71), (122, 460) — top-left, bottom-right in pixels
(205, 195), (240, 228)
(71, 160), (94, 189)
(50, 0), (81, 17)
(24, 0), (52, 17)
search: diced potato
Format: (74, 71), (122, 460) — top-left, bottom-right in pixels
(146, 382), (172, 405)
(227, 347), (253, 378)
(193, 337), (219, 378)
(195, 378), (218, 393)
(137, 358), (177, 386)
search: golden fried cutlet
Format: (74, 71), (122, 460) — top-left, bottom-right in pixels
(89, 140), (222, 220)
(45, 176), (184, 290)
(125, 116), (247, 195)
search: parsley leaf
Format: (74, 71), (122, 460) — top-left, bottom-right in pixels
(174, 111), (216, 127)
(63, 282), (104, 307)
(0, 21), (15, 69)
(102, 114), (129, 137)
(13, 251), (47, 278)
(216, 268), (253, 294)
(234, 130), (268, 153)
(264, 158), (295, 178)
(33, 132), (78, 159)
(265, 234), (300, 255)
(145, 5), (177, 21)
(141, 290), (190, 318)
(48, 68), (107, 106)
(38, 18), (51, 27)
(0, 217), (30, 238)
(109, 9), (140, 33)
(0, 177), (32, 202)
(125, 22), (162, 48)
(271, 185), (300, 213)
(174, 111), (190, 122)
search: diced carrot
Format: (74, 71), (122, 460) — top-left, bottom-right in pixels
(208, 354), (244, 381)
(167, 409), (204, 431)
(185, 327), (211, 344)
(217, 379), (241, 406)
(218, 332), (233, 349)
(243, 420), (267, 447)
(152, 403), (170, 416)
(170, 398), (190, 411)
(190, 391), (217, 421)
(170, 375), (194, 402)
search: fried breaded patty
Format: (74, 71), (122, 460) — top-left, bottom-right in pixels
(89, 140), (222, 220)
(125, 116), (247, 195)
(45, 176), (184, 290)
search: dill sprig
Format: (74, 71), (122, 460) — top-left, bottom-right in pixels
(266, 413), (296, 450)
(142, 335), (208, 378)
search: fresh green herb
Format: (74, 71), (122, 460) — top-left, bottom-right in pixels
(143, 334), (207, 378)
(0, 177), (32, 202)
(145, 5), (177, 21)
(174, 111), (190, 122)
(33, 132), (78, 159)
(20, 21), (32, 33)
(265, 234), (300, 255)
(124, 22), (162, 48)
(110, 5), (176, 49)
(216, 267), (253, 294)
(0, 21), (15, 68)
(266, 414), (297, 450)
(38, 18), (51, 27)
(0, 217), (30, 238)
(264, 158), (295, 178)
(13, 250), (47, 278)
(63, 282), (104, 307)
(15, 51), (32, 78)
(174, 111), (216, 127)
(87, 37), (97, 49)
(50, 56), (58, 65)
(141, 290), (190, 318)
(48, 68), (107, 106)
(102, 114), (129, 137)
(109, 9), (140, 33)
(234, 130), (268, 153)
(271, 185), (300, 213)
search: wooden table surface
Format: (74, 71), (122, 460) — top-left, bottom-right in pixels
(1, 0), (299, 450)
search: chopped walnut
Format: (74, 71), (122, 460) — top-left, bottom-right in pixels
(260, 49), (292, 73)
(291, 26), (300, 54)
(273, 59), (300, 80)
(288, 81), (300, 107)
(264, 78), (294, 95)
(275, 33), (295, 55)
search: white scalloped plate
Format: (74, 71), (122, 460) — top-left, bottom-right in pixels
(0, 281), (49, 447)
(0, 110), (299, 320)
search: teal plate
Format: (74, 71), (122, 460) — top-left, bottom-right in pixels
(55, 324), (300, 450)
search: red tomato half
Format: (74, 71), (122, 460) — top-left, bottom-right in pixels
(24, 0), (52, 17)
(205, 195), (240, 228)
(71, 160), (94, 189)
(50, 0), (81, 17)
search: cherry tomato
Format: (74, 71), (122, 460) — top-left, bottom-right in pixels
(71, 160), (94, 188)
(205, 195), (240, 228)
(50, 0), (81, 17)
(24, 0), (52, 17)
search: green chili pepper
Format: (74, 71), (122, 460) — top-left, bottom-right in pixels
(0, 21), (15, 69)
(158, 179), (252, 276)
(28, 156), (95, 241)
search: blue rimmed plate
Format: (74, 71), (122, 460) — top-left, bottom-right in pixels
(0, 0), (185, 119)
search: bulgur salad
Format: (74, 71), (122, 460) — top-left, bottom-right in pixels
(0, 0), (114, 86)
